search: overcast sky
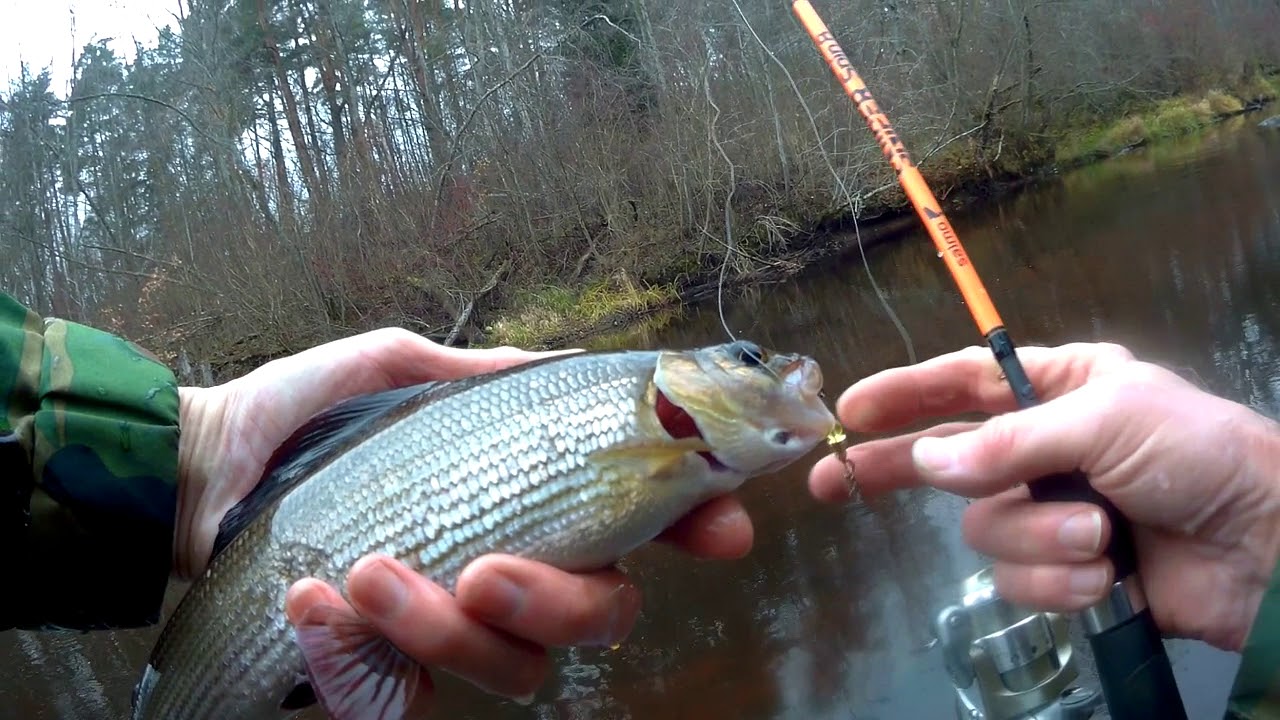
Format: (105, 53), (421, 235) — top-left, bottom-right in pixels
(1, 0), (179, 93)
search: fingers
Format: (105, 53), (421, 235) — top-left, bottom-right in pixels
(834, 342), (1136, 434)
(906, 390), (1125, 498)
(340, 555), (550, 702)
(957, 490), (1116, 611)
(455, 556), (641, 649)
(244, 328), (578, 419)
(360, 329), (579, 388)
(992, 559), (1114, 611)
(285, 576), (349, 621)
(962, 490), (1112, 564)
(808, 421), (981, 502)
(283, 578), (437, 708)
(655, 495), (754, 558)
(287, 551), (651, 706)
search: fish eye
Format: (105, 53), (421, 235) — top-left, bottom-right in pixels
(728, 340), (766, 366)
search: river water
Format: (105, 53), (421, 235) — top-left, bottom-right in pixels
(3, 110), (1278, 719)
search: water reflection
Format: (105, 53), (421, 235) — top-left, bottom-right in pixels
(3, 111), (1278, 719)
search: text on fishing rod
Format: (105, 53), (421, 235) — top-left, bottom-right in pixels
(815, 31), (916, 176)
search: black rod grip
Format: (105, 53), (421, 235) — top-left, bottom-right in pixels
(1088, 608), (1188, 720)
(984, 330), (1139, 578)
(983, 328), (1188, 717)
(1027, 469), (1138, 580)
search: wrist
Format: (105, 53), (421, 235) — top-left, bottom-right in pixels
(176, 385), (228, 579)
(1237, 412), (1280, 647)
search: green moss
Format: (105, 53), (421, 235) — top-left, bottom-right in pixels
(1237, 73), (1280, 104)
(484, 273), (677, 348)
(1205, 90), (1245, 116)
(1146, 100), (1208, 139)
(1058, 114), (1153, 165)
(578, 306), (683, 350)
(1103, 115), (1149, 148)
(1053, 79), (1276, 167)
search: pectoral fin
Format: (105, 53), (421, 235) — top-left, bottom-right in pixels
(588, 437), (714, 477)
(293, 603), (419, 720)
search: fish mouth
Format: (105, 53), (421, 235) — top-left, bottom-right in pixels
(779, 355), (826, 401)
(651, 344), (836, 477)
(779, 356), (839, 436)
(653, 387), (731, 471)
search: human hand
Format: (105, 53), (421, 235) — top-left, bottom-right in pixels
(809, 342), (1280, 652)
(175, 328), (755, 705)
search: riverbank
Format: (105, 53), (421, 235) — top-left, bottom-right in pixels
(483, 75), (1280, 351)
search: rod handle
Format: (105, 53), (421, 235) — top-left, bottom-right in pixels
(985, 330), (1139, 578)
(1087, 607), (1189, 720)
(1028, 470), (1138, 580)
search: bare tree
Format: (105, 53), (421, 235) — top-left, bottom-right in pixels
(0, 0), (1275, 369)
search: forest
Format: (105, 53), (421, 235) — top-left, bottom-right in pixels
(2, 0), (1278, 376)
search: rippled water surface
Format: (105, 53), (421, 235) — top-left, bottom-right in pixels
(4, 110), (1278, 720)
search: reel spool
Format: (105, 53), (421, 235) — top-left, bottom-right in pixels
(934, 567), (1105, 720)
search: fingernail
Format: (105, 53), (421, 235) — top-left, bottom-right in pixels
(1058, 510), (1102, 554)
(1068, 566), (1109, 599)
(477, 572), (526, 621)
(912, 436), (960, 476)
(706, 504), (749, 536)
(349, 556), (408, 621)
(843, 403), (878, 432)
(592, 584), (637, 647)
(512, 693), (535, 706)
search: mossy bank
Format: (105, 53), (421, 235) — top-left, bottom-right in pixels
(483, 74), (1280, 351)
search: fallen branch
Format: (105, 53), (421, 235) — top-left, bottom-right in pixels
(443, 257), (512, 347)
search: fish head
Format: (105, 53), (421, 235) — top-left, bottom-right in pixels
(653, 339), (838, 482)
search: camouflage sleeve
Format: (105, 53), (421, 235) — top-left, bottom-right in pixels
(0, 293), (180, 632)
(1227, 554), (1280, 718)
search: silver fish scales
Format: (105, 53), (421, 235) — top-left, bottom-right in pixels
(133, 341), (837, 720)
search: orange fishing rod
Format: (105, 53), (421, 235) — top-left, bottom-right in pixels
(792, 2), (1003, 339)
(791, 3), (1188, 718)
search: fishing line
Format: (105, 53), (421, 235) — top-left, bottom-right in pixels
(789, 4), (1190, 715)
(701, 46), (743, 348)
(704, 40), (788, 380)
(727, 0), (917, 365)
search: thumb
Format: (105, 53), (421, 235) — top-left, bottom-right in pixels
(908, 388), (1120, 498)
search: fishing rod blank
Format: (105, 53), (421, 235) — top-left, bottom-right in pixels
(790, 2), (1188, 718)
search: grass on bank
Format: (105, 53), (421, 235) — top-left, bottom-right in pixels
(485, 74), (1280, 350)
(484, 271), (677, 348)
(1056, 75), (1280, 166)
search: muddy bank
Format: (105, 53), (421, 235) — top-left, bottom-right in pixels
(515, 96), (1280, 354)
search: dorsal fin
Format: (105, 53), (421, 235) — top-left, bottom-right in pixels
(208, 350), (596, 561)
(210, 383), (433, 559)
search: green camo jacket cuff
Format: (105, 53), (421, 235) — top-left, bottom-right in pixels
(0, 293), (179, 632)
(1228, 552), (1280, 718)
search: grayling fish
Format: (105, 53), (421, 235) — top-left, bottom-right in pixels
(131, 340), (838, 720)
